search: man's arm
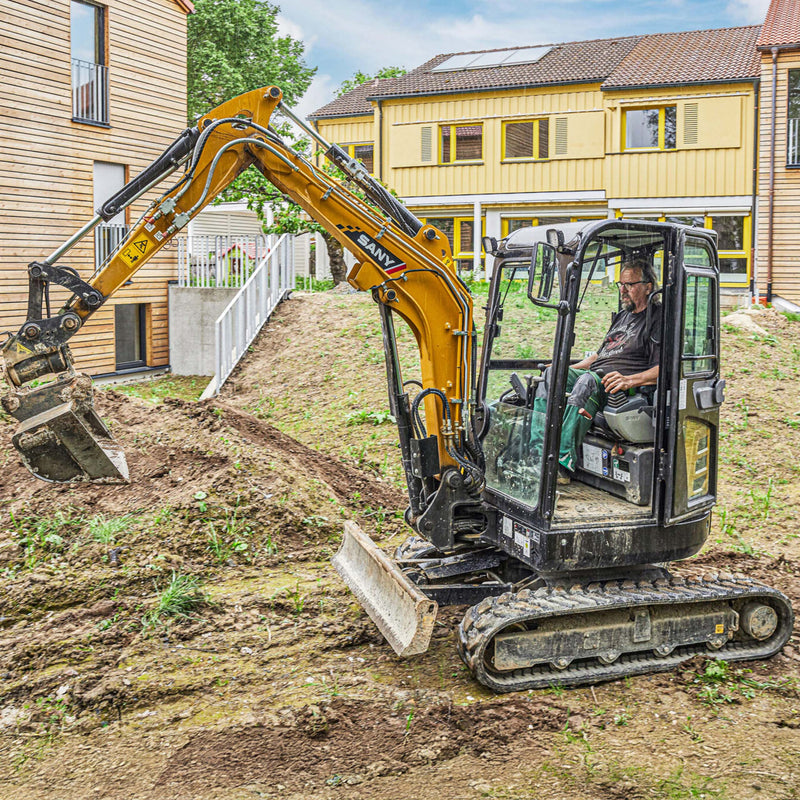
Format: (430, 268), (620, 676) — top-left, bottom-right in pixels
(601, 365), (659, 394)
(573, 352), (598, 370)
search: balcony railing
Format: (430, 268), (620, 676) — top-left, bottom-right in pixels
(94, 223), (129, 271)
(789, 117), (800, 166)
(72, 58), (109, 124)
(177, 234), (273, 288)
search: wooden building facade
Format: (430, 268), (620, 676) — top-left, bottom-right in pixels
(311, 27), (760, 291)
(756, 0), (800, 306)
(0, 0), (191, 376)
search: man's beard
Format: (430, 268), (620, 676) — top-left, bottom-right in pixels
(622, 296), (636, 311)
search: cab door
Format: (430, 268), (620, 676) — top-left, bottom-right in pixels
(664, 232), (724, 523)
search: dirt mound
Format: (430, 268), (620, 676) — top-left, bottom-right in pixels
(156, 697), (567, 798)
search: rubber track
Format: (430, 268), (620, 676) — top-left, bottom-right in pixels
(457, 572), (794, 692)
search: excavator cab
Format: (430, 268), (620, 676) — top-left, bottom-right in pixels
(477, 219), (722, 568)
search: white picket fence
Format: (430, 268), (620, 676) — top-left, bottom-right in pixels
(200, 234), (295, 398)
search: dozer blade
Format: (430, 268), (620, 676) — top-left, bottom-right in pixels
(4, 375), (128, 483)
(333, 521), (438, 657)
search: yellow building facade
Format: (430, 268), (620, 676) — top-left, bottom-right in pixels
(312, 27), (760, 290)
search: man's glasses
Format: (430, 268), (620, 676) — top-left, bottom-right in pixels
(616, 280), (647, 290)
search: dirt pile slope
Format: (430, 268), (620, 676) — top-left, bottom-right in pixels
(0, 292), (798, 800)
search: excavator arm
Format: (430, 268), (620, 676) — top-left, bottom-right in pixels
(1, 87), (483, 528)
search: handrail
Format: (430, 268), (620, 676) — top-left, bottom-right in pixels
(200, 233), (295, 398)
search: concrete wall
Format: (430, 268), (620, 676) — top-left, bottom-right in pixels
(169, 285), (238, 375)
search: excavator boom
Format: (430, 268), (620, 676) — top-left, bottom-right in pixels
(1, 87), (476, 489)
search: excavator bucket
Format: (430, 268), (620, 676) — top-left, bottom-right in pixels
(4, 375), (128, 483)
(333, 521), (438, 656)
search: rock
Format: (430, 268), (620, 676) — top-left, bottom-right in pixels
(723, 313), (768, 335)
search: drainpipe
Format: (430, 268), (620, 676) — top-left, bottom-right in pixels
(750, 79), (759, 302)
(766, 47), (778, 304)
(473, 200), (482, 275)
(376, 99), (384, 181)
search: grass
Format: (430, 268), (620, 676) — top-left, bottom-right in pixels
(111, 375), (208, 404)
(141, 572), (207, 630)
(88, 513), (136, 545)
(10, 509), (85, 569)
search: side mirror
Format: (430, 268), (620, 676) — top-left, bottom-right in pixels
(482, 236), (498, 255)
(528, 241), (557, 303)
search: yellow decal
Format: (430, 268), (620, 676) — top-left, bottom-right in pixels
(120, 237), (153, 267)
(13, 340), (33, 355)
(715, 624), (725, 634)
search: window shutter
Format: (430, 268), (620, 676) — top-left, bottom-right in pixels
(421, 126), (433, 162)
(554, 117), (568, 155)
(684, 103), (699, 146)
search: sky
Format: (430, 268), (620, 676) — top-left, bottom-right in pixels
(277, 0), (772, 119)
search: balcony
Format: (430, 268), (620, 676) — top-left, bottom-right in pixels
(94, 223), (128, 271)
(72, 58), (109, 125)
(789, 117), (800, 167)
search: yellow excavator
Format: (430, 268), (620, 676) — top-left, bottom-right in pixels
(1, 87), (792, 692)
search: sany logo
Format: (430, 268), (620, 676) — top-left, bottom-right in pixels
(343, 230), (406, 274)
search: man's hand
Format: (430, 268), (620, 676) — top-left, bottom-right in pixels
(601, 371), (633, 394)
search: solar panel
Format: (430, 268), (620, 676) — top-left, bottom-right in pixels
(431, 46), (551, 72)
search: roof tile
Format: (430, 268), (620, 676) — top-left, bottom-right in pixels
(757, 0), (800, 49)
(311, 25), (761, 119)
(603, 26), (761, 88)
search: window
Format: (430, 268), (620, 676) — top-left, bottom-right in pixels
(682, 270), (716, 376)
(621, 211), (751, 287)
(440, 124), (483, 163)
(709, 215), (749, 286)
(503, 119), (549, 160)
(624, 106), (676, 150)
(788, 70), (800, 166)
(71, 0), (108, 125)
(340, 142), (374, 173)
(115, 304), (147, 370)
(93, 162), (127, 270)
(423, 216), (483, 271)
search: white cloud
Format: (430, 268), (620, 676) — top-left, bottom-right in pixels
(292, 73), (338, 122)
(725, 0), (771, 23)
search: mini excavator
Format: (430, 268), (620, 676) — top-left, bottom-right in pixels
(2, 87), (793, 692)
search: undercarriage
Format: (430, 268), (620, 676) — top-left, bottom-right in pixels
(394, 537), (794, 692)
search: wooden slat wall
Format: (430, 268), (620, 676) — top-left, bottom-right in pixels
(757, 51), (800, 304)
(0, 0), (188, 375)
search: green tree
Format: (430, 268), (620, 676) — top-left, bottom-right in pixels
(336, 66), (406, 97)
(187, 0), (315, 121)
(223, 66), (408, 285)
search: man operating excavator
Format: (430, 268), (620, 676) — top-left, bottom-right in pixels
(534, 259), (662, 482)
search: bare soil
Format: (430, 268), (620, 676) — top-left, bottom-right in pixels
(0, 291), (798, 800)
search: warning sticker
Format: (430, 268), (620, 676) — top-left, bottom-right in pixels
(582, 443), (604, 476)
(120, 237), (153, 267)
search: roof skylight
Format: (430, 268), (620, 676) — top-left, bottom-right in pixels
(431, 46), (551, 72)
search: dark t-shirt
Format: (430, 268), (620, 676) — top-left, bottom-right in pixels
(592, 304), (662, 376)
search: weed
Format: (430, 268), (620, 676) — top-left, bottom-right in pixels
(194, 490), (209, 513)
(142, 572), (207, 630)
(749, 478), (774, 519)
(288, 581), (306, 617)
(613, 710), (630, 726)
(88, 513), (135, 544)
(346, 409), (392, 426)
(11, 509), (83, 568)
(691, 659), (793, 709)
(682, 715), (704, 742)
